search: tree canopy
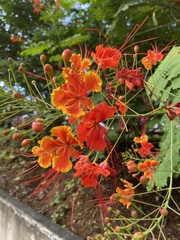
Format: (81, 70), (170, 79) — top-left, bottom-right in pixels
(0, 0), (179, 78)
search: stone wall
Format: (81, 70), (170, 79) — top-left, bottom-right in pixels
(0, 189), (82, 240)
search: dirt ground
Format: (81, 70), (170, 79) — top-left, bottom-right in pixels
(0, 142), (180, 240)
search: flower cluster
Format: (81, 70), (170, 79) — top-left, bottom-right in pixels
(4, 37), (172, 239)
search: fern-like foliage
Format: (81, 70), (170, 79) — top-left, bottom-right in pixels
(147, 46), (180, 189)
(147, 46), (180, 105)
(153, 119), (180, 189)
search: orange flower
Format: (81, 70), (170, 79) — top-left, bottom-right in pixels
(32, 126), (82, 173)
(142, 50), (164, 70)
(77, 102), (117, 150)
(32, 144), (53, 168)
(91, 45), (121, 69)
(51, 71), (102, 118)
(116, 179), (134, 208)
(133, 135), (148, 144)
(69, 53), (91, 72)
(138, 159), (158, 179)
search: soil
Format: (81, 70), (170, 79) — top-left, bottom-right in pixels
(0, 141), (180, 240)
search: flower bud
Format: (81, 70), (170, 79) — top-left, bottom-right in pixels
(13, 92), (23, 99)
(110, 193), (120, 202)
(40, 54), (47, 63)
(3, 130), (11, 136)
(7, 57), (13, 63)
(134, 45), (139, 53)
(132, 232), (144, 240)
(18, 66), (24, 74)
(21, 139), (31, 147)
(139, 175), (149, 185)
(44, 64), (53, 75)
(32, 122), (45, 133)
(131, 210), (138, 218)
(126, 160), (138, 173)
(20, 62), (25, 67)
(160, 208), (169, 217)
(62, 49), (72, 62)
(35, 118), (43, 123)
(12, 133), (23, 141)
(114, 226), (121, 233)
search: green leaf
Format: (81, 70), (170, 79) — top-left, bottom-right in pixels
(147, 46), (180, 106)
(59, 34), (90, 48)
(147, 46), (180, 189)
(114, 1), (140, 17)
(152, 119), (180, 189)
(20, 41), (54, 56)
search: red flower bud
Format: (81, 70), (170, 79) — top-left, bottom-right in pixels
(131, 210), (138, 218)
(40, 54), (47, 63)
(160, 208), (169, 217)
(12, 133), (23, 141)
(62, 49), (72, 62)
(32, 122), (45, 133)
(21, 139), (31, 147)
(126, 160), (138, 172)
(44, 64), (53, 75)
(134, 45), (139, 53)
(13, 92), (23, 99)
(114, 226), (121, 233)
(139, 175), (149, 185)
(132, 232), (144, 240)
(35, 118), (43, 123)
(18, 66), (24, 74)
(3, 130), (11, 136)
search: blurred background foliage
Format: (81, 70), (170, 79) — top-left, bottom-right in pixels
(0, 0), (179, 70)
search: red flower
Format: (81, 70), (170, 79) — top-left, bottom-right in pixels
(73, 156), (111, 187)
(139, 142), (154, 157)
(116, 67), (144, 91)
(76, 102), (117, 150)
(91, 45), (121, 69)
(138, 159), (158, 179)
(142, 50), (164, 70)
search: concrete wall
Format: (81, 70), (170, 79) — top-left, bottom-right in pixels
(0, 189), (82, 240)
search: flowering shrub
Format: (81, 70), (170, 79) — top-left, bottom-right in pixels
(1, 25), (180, 239)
